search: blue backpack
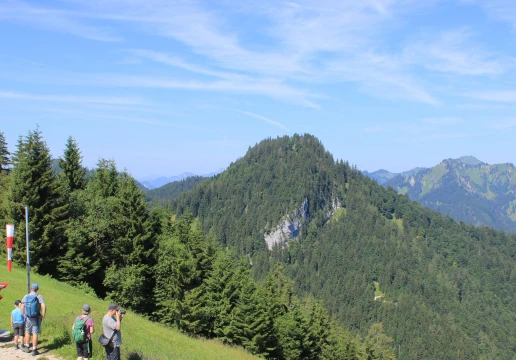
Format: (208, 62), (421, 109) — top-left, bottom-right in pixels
(25, 294), (39, 318)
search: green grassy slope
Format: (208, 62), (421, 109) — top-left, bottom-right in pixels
(0, 265), (257, 360)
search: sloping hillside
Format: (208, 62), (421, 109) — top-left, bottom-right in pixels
(170, 134), (516, 359)
(0, 264), (257, 360)
(145, 175), (207, 203)
(384, 157), (516, 232)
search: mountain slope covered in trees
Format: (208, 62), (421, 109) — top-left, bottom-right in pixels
(145, 175), (207, 203)
(168, 135), (516, 360)
(0, 129), (380, 360)
(383, 156), (516, 233)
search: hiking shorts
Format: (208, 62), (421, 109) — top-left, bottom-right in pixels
(13, 323), (24, 336)
(25, 317), (42, 334)
(76, 340), (92, 358)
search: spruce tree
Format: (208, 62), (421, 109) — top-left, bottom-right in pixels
(104, 172), (156, 314)
(0, 131), (10, 172)
(231, 278), (279, 357)
(57, 217), (100, 286)
(58, 136), (86, 191)
(6, 128), (68, 276)
(57, 159), (122, 295)
(364, 323), (396, 360)
(154, 215), (215, 325)
(0, 131), (10, 203)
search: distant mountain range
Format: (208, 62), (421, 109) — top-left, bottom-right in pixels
(139, 170), (223, 190)
(364, 156), (516, 233)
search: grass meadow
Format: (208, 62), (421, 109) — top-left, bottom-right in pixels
(0, 263), (258, 360)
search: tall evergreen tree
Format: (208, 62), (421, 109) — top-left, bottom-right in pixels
(58, 136), (86, 191)
(57, 216), (100, 286)
(0, 131), (10, 172)
(104, 172), (157, 314)
(6, 128), (68, 276)
(231, 277), (278, 357)
(364, 323), (396, 360)
(154, 215), (216, 325)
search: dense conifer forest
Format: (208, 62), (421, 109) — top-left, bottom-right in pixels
(167, 134), (516, 359)
(0, 129), (392, 359)
(145, 175), (207, 204)
(2, 129), (516, 359)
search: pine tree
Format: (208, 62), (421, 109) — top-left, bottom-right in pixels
(275, 299), (307, 360)
(154, 215), (215, 325)
(57, 217), (100, 286)
(58, 136), (86, 191)
(321, 322), (359, 360)
(0, 131), (10, 172)
(364, 323), (396, 360)
(104, 172), (157, 314)
(301, 299), (331, 360)
(81, 159), (122, 261)
(231, 279), (279, 357)
(6, 128), (68, 276)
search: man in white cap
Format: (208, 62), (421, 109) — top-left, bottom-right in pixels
(21, 283), (46, 356)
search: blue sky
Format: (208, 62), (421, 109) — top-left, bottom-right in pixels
(1, 0), (516, 180)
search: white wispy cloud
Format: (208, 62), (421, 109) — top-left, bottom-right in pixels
(234, 110), (290, 131)
(3, 0), (513, 108)
(403, 29), (504, 75)
(490, 118), (516, 129)
(9, 0), (439, 105)
(466, 90), (516, 102)
(0, 0), (121, 41)
(0, 91), (148, 105)
(476, 0), (516, 30)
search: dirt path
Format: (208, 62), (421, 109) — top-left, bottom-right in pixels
(0, 338), (63, 360)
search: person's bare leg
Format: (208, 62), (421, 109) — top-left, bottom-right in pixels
(24, 332), (30, 347)
(32, 334), (38, 349)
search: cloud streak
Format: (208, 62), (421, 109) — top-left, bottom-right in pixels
(234, 110), (290, 131)
(0, 91), (148, 106)
(2, 0), (515, 109)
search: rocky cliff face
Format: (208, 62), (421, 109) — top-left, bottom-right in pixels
(264, 194), (343, 250)
(264, 198), (309, 250)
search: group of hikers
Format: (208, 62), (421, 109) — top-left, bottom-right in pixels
(9, 283), (124, 360)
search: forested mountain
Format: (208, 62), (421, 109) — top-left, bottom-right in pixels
(140, 170), (222, 190)
(1, 129), (379, 360)
(168, 135), (516, 360)
(383, 156), (516, 233)
(145, 175), (207, 203)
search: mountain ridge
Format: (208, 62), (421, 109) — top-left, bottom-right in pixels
(166, 135), (516, 359)
(139, 169), (223, 189)
(381, 156), (516, 233)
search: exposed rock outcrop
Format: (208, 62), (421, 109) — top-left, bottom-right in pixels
(264, 198), (308, 250)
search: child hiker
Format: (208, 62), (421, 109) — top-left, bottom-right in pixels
(11, 300), (24, 350)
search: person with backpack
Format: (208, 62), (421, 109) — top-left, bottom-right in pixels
(10, 300), (24, 349)
(72, 304), (95, 360)
(20, 283), (46, 356)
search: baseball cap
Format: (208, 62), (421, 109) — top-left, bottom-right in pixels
(108, 303), (119, 311)
(83, 304), (91, 312)
(31, 283), (39, 290)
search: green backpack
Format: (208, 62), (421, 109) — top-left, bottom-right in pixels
(72, 316), (90, 343)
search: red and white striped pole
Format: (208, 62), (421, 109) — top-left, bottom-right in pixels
(6, 224), (14, 272)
